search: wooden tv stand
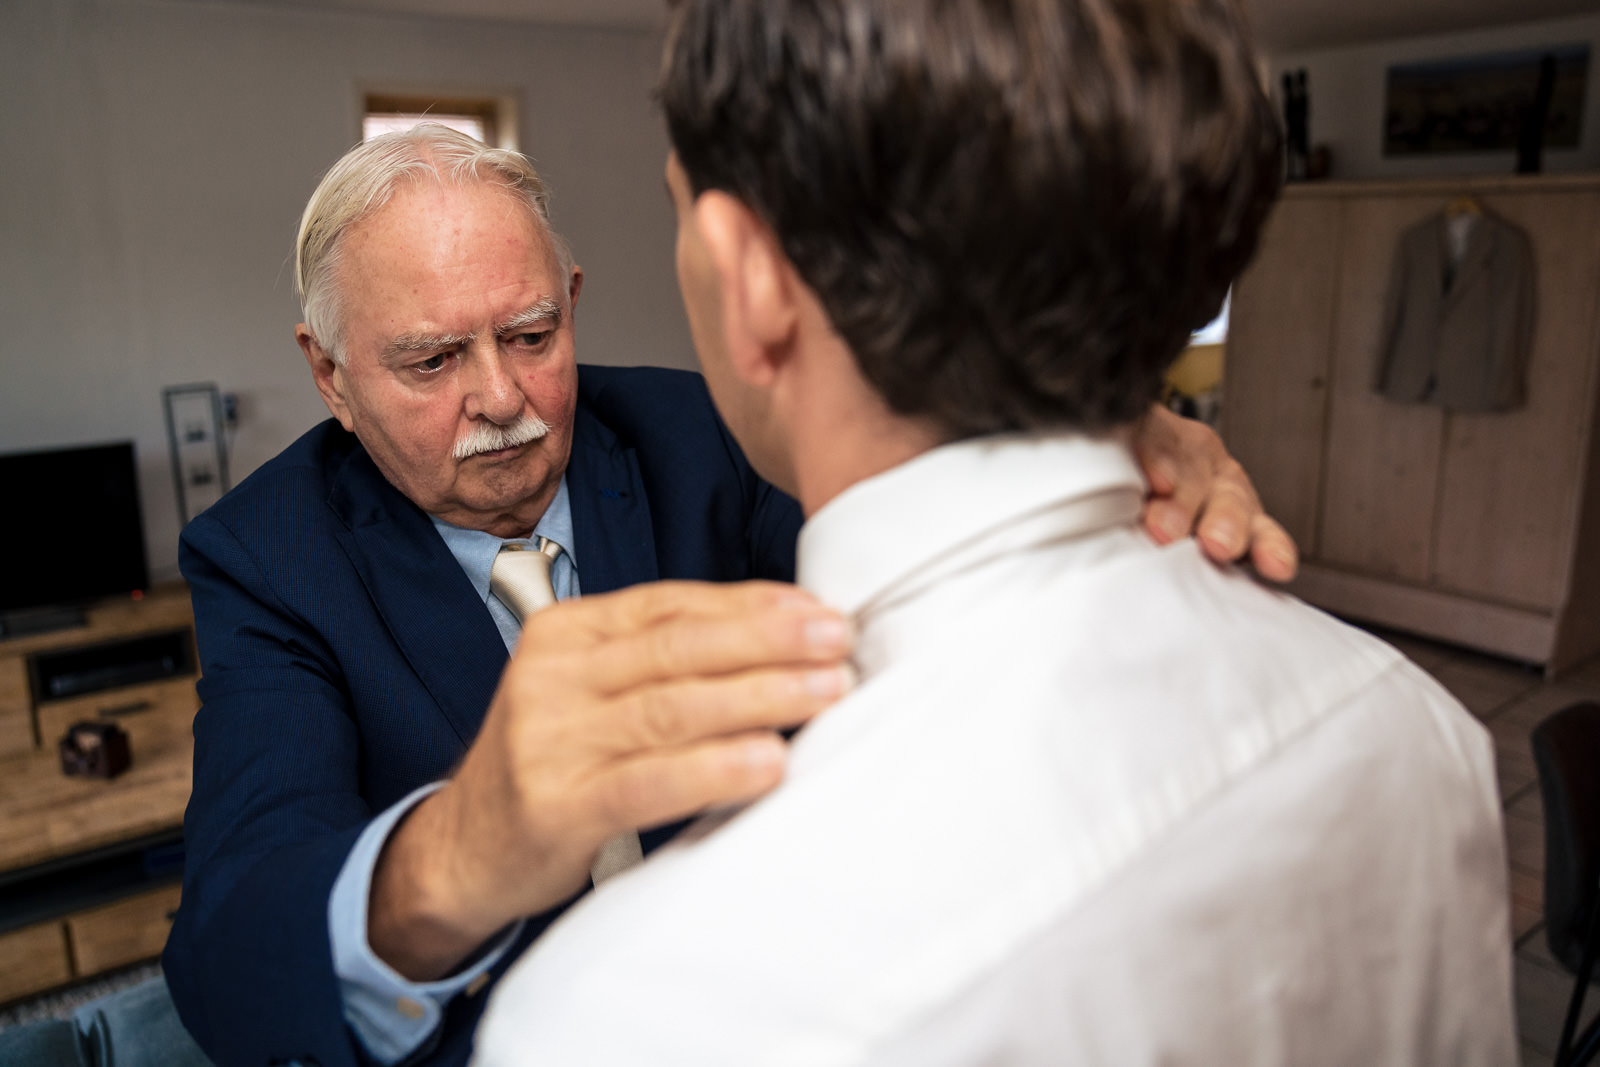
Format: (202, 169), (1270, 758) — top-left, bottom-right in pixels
(0, 583), (197, 1005)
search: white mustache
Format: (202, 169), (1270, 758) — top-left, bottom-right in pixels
(453, 414), (550, 460)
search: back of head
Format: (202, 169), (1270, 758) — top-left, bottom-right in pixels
(295, 123), (571, 363)
(660, 0), (1281, 437)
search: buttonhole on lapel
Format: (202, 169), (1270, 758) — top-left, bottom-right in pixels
(600, 487), (626, 499)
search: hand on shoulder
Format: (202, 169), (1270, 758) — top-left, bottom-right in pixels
(366, 580), (854, 980)
(1132, 405), (1298, 583)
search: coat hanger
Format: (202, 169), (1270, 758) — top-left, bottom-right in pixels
(1445, 194), (1484, 217)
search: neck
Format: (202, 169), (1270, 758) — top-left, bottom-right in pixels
(793, 418), (943, 518)
(782, 337), (945, 517)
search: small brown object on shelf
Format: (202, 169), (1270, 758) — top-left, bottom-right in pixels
(58, 721), (132, 779)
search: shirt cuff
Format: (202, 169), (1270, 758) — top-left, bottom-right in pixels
(329, 783), (525, 1065)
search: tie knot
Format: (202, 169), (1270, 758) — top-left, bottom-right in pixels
(490, 538), (563, 620)
(524, 536), (563, 561)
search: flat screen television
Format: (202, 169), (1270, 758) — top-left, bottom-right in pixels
(0, 442), (150, 627)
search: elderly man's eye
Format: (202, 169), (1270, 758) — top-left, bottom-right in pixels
(511, 331), (550, 348)
(413, 353), (450, 374)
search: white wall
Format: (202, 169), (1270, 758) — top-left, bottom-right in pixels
(0, 0), (693, 581)
(1273, 12), (1600, 180)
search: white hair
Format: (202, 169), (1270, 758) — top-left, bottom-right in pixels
(294, 123), (575, 364)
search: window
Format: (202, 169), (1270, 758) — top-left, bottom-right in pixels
(362, 93), (517, 150)
(1191, 290), (1230, 347)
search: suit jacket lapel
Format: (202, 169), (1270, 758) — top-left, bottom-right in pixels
(328, 444), (508, 747)
(1442, 213), (1495, 309)
(567, 402), (659, 596)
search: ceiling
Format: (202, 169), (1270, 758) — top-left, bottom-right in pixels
(168, 0), (1596, 52)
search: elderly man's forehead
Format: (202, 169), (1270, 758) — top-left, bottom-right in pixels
(361, 175), (540, 236)
(339, 179), (561, 286)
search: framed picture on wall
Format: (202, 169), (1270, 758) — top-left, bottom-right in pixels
(163, 382), (230, 526)
(1383, 43), (1589, 157)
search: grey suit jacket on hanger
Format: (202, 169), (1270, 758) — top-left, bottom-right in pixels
(1375, 209), (1536, 413)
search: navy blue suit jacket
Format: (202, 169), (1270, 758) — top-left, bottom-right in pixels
(164, 366), (801, 1067)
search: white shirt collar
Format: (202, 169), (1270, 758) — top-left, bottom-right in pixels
(796, 432), (1147, 620)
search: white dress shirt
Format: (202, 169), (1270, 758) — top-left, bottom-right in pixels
(474, 433), (1515, 1066)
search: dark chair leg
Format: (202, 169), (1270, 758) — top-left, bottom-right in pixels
(1559, 894), (1600, 1067)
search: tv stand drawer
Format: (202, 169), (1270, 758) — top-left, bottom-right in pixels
(66, 883), (182, 977)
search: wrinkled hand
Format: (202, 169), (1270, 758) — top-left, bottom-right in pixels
(368, 580), (853, 979)
(1132, 405), (1298, 582)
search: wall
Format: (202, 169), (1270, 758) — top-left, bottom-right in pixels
(1273, 11), (1600, 180)
(0, 0), (692, 581)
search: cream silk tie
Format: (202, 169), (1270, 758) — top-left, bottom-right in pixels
(488, 538), (563, 619)
(489, 539), (645, 885)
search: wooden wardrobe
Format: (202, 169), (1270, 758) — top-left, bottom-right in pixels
(1223, 174), (1600, 675)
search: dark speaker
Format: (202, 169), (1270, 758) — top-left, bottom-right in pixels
(30, 628), (195, 702)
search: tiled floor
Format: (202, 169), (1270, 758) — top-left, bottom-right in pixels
(1369, 626), (1600, 1067)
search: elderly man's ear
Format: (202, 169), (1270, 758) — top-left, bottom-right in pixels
(296, 325), (355, 432)
(566, 264), (585, 313)
(691, 191), (801, 388)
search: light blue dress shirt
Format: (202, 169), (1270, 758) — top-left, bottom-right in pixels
(326, 476), (580, 1064)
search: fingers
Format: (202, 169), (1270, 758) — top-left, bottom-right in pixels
(582, 665), (857, 831)
(1130, 404), (1182, 480)
(1134, 405), (1302, 577)
(1142, 494), (1189, 546)
(1134, 406), (1215, 545)
(606, 662), (855, 753)
(1246, 514), (1299, 583)
(1143, 459), (1216, 545)
(562, 594), (851, 695)
(588, 730), (790, 832)
(532, 580), (815, 648)
(1193, 459), (1260, 563)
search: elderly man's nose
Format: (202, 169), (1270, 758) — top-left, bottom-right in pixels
(466, 352), (524, 421)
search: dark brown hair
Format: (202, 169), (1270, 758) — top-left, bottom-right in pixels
(661, 0), (1281, 436)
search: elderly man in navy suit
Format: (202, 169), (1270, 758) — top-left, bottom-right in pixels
(157, 124), (1296, 1067)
